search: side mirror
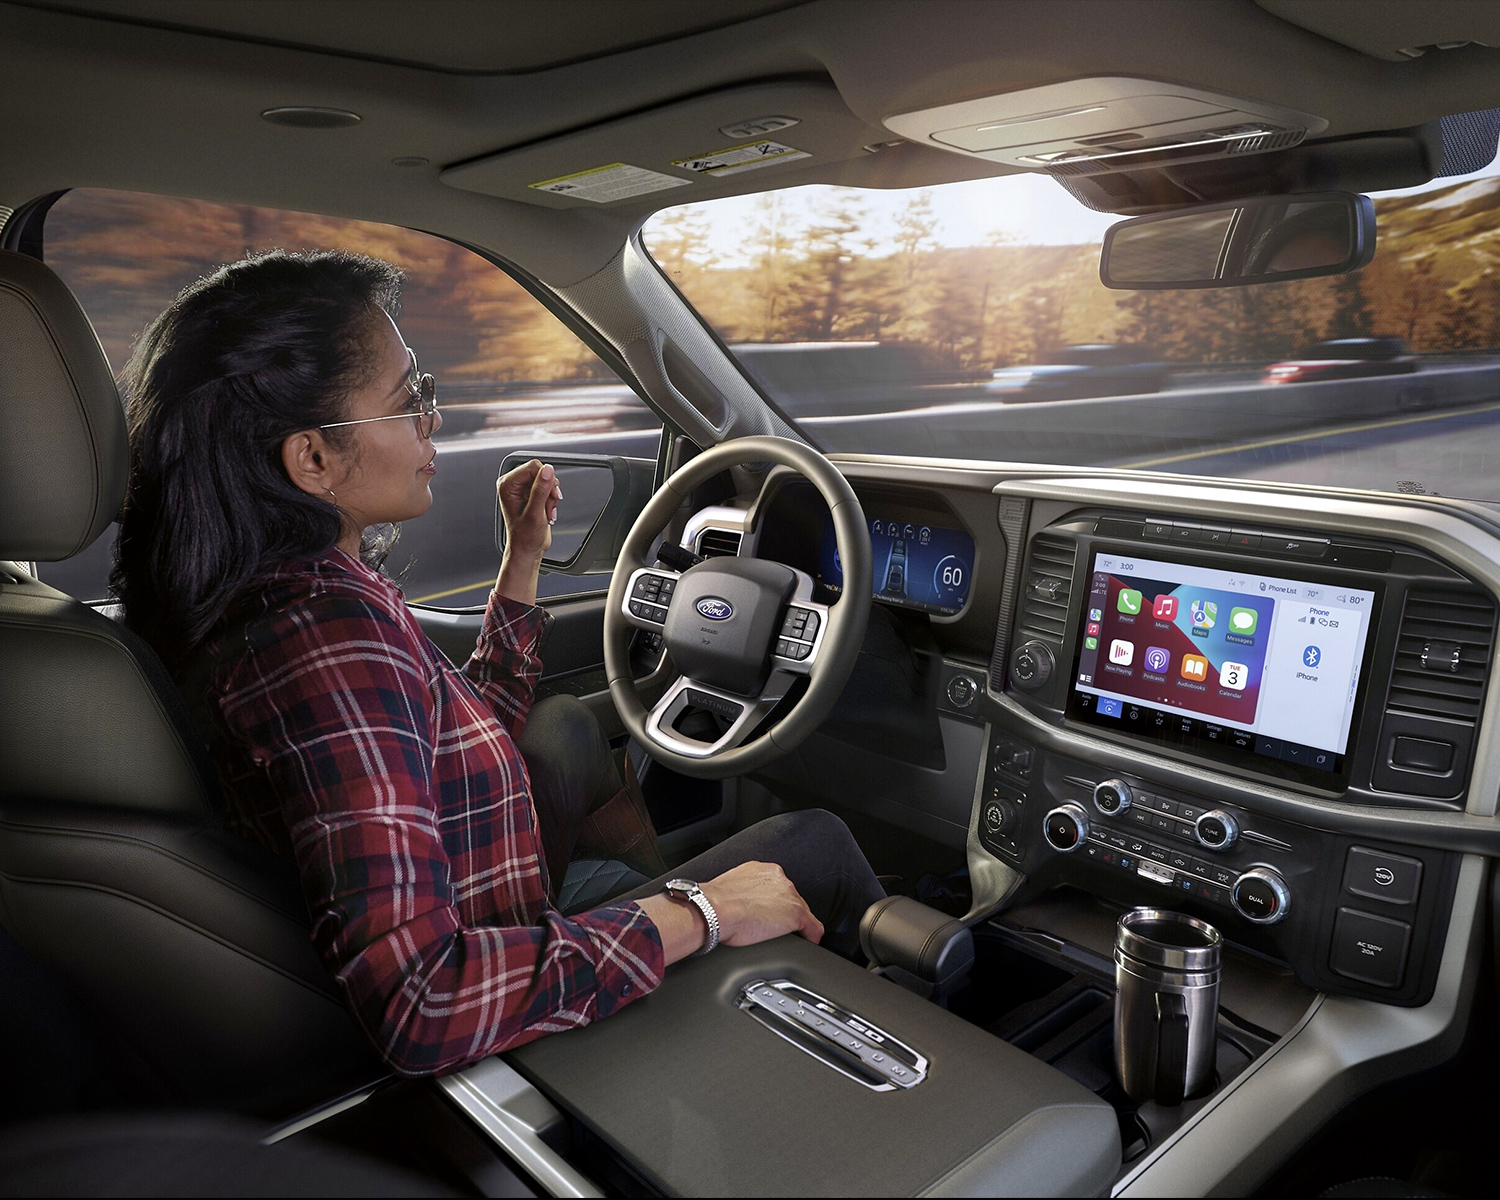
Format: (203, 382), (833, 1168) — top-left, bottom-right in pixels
(494, 452), (656, 576)
(1100, 192), (1376, 290)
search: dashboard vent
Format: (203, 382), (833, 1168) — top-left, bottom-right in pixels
(697, 528), (742, 558)
(1386, 587), (1496, 722)
(1013, 533), (1077, 648)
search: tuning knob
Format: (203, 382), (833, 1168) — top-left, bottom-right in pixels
(1194, 810), (1240, 852)
(1043, 803), (1090, 852)
(1232, 869), (1291, 925)
(1093, 778), (1134, 816)
(1010, 641), (1055, 692)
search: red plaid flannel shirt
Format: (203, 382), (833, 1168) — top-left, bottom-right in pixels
(200, 549), (664, 1075)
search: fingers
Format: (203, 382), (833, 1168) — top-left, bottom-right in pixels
(526, 462), (557, 525)
(798, 900), (825, 945)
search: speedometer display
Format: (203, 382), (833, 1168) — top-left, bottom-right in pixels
(817, 517), (975, 615)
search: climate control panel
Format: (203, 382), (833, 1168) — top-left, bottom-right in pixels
(975, 732), (1459, 1005)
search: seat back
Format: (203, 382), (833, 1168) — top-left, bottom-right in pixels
(0, 249), (381, 1116)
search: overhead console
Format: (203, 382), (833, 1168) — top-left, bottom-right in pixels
(978, 507), (1495, 1006)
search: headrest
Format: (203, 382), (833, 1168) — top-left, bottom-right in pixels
(0, 249), (127, 562)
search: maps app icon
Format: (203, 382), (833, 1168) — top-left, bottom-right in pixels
(1190, 600), (1218, 629)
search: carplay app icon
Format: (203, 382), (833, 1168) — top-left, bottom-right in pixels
(1109, 639), (1134, 666)
(1144, 646), (1171, 673)
(1180, 654), (1209, 682)
(1153, 595), (1178, 620)
(1117, 590), (1143, 616)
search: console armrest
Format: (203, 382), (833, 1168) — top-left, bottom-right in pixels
(501, 934), (1119, 1197)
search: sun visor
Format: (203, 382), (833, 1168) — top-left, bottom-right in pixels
(440, 81), (890, 208)
(883, 77), (1326, 177)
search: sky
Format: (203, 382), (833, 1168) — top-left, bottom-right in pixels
(644, 144), (1500, 270)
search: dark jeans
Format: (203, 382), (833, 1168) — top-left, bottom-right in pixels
(614, 809), (888, 958)
(517, 696), (887, 958)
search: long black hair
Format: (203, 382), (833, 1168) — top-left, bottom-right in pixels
(112, 249), (403, 675)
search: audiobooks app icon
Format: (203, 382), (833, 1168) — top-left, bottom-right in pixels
(1180, 654), (1210, 682)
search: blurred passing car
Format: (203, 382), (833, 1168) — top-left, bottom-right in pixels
(986, 343), (1169, 401)
(1263, 336), (1417, 384)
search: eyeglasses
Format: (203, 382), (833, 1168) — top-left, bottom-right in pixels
(319, 349), (438, 439)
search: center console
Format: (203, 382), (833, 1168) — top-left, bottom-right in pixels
(980, 509), (1493, 1007)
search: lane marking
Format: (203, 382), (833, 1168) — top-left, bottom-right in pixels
(410, 578), (494, 604)
(1122, 399), (1500, 469)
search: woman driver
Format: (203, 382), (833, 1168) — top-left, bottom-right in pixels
(112, 249), (886, 1074)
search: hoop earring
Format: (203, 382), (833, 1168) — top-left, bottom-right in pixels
(327, 489), (337, 505)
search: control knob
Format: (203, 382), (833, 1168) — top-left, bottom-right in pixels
(1231, 869), (1291, 925)
(983, 797), (1018, 837)
(1043, 803), (1089, 852)
(1010, 641), (1055, 692)
(1093, 778), (1134, 816)
(1194, 810), (1240, 852)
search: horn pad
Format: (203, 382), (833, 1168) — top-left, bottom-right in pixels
(664, 557), (798, 696)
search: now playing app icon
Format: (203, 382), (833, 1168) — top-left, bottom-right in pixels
(1144, 646), (1171, 674)
(1303, 645), (1322, 668)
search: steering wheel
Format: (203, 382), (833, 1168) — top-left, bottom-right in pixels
(604, 436), (872, 779)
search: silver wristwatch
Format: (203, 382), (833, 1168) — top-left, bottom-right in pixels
(663, 879), (720, 956)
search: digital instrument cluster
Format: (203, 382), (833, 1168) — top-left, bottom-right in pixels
(818, 516), (975, 615)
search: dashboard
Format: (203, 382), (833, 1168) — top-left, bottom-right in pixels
(704, 463), (1498, 1018)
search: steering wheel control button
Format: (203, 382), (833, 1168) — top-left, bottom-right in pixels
(1092, 778), (1133, 815)
(1194, 810), (1239, 851)
(1330, 908), (1411, 988)
(1231, 869), (1291, 924)
(1043, 803), (1089, 852)
(1009, 641), (1054, 691)
(946, 674), (978, 709)
(1343, 847), (1423, 906)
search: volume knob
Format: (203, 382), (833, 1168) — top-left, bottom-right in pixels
(1043, 803), (1090, 852)
(1093, 778), (1134, 816)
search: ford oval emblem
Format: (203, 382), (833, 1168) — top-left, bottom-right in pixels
(696, 597), (734, 621)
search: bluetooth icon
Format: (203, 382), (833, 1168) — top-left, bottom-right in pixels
(1303, 646), (1322, 668)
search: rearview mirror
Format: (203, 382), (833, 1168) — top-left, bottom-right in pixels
(494, 452), (655, 576)
(1100, 192), (1376, 290)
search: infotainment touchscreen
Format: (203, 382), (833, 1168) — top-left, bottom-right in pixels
(1068, 549), (1376, 782)
(818, 517), (974, 615)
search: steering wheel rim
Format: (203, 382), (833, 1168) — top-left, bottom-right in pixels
(604, 436), (871, 779)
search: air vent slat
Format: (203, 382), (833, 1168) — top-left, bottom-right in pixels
(1383, 587), (1495, 724)
(697, 528), (742, 558)
(1012, 533), (1077, 677)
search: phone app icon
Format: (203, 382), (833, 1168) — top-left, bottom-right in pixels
(1190, 600), (1217, 629)
(1089, 607), (1103, 621)
(1228, 607), (1259, 636)
(1144, 646), (1171, 673)
(1109, 639), (1134, 666)
(1117, 589), (1143, 615)
(1219, 660), (1249, 689)
(1180, 654), (1209, 682)
(1153, 595), (1178, 621)
(1084, 636), (1098, 650)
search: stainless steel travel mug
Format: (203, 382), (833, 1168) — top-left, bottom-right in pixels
(1113, 908), (1222, 1105)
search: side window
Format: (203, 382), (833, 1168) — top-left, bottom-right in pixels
(39, 188), (660, 606)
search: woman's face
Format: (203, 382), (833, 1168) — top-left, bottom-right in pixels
(314, 312), (443, 535)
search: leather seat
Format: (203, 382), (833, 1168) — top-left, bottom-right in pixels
(0, 249), (385, 1116)
(0, 249), (646, 1117)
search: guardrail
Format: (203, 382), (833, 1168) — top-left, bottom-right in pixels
(798, 362), (1500, 465)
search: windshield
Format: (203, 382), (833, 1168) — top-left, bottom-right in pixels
(643, 159), (1500, 503)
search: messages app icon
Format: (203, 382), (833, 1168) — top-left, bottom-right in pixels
(1117, 589), (1143, 615)
(1229, 607), (1259, 636)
